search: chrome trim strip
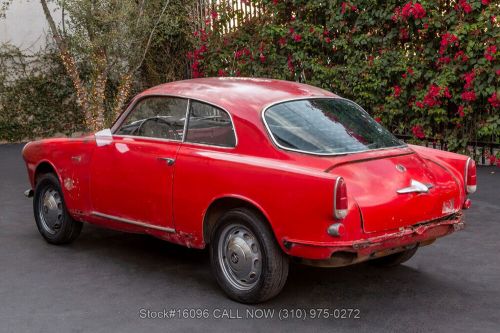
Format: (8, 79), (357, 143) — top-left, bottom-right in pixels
(260, 96), (407, 157)
(182, 99), (191, 143)
(396, 179), (431, 194)
(464, 157), (471, 193)
(333, 177), (341, 218)
(91, 211), (176, 233)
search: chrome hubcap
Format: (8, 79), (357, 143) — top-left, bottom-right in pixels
(218, 224), (262, 291)
(38, 187), (63, 234)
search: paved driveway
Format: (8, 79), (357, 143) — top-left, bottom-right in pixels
(0, 143), (498, 332)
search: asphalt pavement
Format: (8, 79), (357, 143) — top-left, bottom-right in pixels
(0, 143), (499, 333)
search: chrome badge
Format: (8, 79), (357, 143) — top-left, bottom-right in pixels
(396, 164), (407, 172)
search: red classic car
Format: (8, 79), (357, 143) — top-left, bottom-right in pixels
(22, 77), (476, 303)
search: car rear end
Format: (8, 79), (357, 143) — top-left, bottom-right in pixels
(263, 97), (476, 266)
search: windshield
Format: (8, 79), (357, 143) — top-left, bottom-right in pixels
(263, 98), (404, 155)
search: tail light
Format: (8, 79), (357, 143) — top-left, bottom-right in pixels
(465, 158), (477, 194)
(334, 177), (348, 219)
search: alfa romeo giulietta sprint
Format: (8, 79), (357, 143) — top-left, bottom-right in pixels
(22, 77), (476, 303)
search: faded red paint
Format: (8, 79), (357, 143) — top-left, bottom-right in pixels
(22, 78), (474, 262)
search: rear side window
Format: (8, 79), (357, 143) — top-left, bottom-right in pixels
(185, 100), (236, 147)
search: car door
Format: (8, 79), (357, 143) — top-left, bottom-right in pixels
(89, 96), (189, 232)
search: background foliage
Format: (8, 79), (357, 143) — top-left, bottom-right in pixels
(0, 0), (194, 140)
(192, 0), (499, 152)
(0, 0), (498, 155)
(0, 44), (83, 141)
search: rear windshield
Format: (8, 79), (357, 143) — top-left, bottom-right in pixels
(263, 98), (404, 155)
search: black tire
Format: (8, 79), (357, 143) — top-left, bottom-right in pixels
(210, 208), (289, 304)
(33, 173), (82, 244)
(369, 246), (418, 267)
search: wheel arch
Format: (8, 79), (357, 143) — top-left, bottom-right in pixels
(34, 160), (62, 186)
(202, 195), (277, 245)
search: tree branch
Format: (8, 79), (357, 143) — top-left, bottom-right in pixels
(132, 0), (170, 73)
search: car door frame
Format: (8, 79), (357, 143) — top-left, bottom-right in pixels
(102, 93), (240, 234)
(89, 94), (191, 232)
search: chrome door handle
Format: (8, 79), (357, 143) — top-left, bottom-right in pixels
(158, 157), (175, 166)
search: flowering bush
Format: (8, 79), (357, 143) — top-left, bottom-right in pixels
(190, 0), (499, 152)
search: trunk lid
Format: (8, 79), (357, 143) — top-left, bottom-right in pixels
(327, 152), (461, 233)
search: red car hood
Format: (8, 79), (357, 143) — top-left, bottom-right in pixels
(326, 150), (462, 233)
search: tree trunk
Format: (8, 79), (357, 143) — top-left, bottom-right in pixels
(40, 0), (92, 129)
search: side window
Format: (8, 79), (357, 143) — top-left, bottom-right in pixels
(185, 100), (236, 147)
(115, 97), (188, 140)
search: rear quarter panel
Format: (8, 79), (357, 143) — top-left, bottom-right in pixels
(172, 144), (362, 251)
(409, 144), (469, 196)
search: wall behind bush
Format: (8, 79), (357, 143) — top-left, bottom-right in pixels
(0, 48), (83, 142)
(191, 0), (499, 153)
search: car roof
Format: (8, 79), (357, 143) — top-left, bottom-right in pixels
(141, 77), (338, 116)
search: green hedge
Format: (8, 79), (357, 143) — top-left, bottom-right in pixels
(190, 0), (499, 152)
(0, 50), (83, 142)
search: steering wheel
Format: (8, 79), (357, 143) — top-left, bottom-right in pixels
(136, 117), (181, 140)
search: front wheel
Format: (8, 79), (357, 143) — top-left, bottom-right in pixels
(210, 208), (289, 304)
(33, 173), (82, 244)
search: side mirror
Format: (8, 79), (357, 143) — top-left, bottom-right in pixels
(94, 128), (113, 147)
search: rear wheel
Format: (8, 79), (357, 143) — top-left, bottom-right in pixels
(33, 173), (82, 244)
(209, 208), (289, 304)
(370, 246), (418, 267)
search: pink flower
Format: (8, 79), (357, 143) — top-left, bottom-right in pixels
(392, 7), (401, 22)
(457, 105), (465, 117)
(289, 27), (294, 34)
(416, 101), (425, 108)
(439, 33), (459, 55)
(407, 67), (414, 75)
(412, 125), (425, 139)
(482, 0), (490, 5)
(438, 56), (451, 64)
(278, 37), (286, 47)
(399, 28), (409, 41)
(211, 10), (218, 20)
(423, 84), (441, 107)
(485, 45), (497, 62)
(443, 87), (452, 98)
(401, 2), (427, 20)
(287, 55), (294, 73)
(217, 69), (225, 77)
(402, 73), (407, 79)
(293, 34), (302, 42)
(393, 85), (402, 98)
(273, 0), (279, 5)
(341, 2), (348, 14)
(463, 71), (475, 90)
(488, 92), (500, 108)
(461, 90), (477, 102)
(496, 69), (500, 76)
(454, 50), (469, 62)
(374, 117), (382, 123)
(259, 54), (266, 63)
(456, 0), (472, 14)
(325, 37), (332, 43)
